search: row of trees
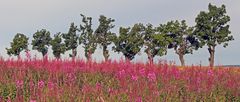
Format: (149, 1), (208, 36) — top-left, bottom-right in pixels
(6, 4), (233, 67)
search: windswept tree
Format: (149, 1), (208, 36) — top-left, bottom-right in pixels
(95, 15), (116, 61)
(194, 3), (233, 67)
(143, 24), (162, 64)
(63, 23), (79, 58)
(6, 33), (29, 57)
(79, 14), (97, 60)
(32, 29), (52, 57)
(50, 32), (66, 59)
(143, 24), (175, 64)
(150, 24), (173, 60)
(163, 20), (199, 66)
(113, 23), (144, 60)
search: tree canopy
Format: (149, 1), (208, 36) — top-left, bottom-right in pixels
(95, 15), (116, 61)
(143, 24), (160, 63)
(194, 3), (233, 67)
(6, 33), (29, 57)
(79, 14), (97, 60)
(63, 23), (79, 58)
(32, 29), (52, 57)
(113, 24), (144, 60)
(162, 20), (199, 66)
(50, 32), (66, 59)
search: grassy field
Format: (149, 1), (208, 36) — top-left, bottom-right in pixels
(0, 57), (239, 102)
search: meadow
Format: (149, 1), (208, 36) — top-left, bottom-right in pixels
(0, 56), (239, 102)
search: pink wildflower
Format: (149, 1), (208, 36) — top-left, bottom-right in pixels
(48, 81), (55, 90)
(147, 72), (156, 81)
(131, 74), (138, 81)
(135, 96), (142, 102)
(207, 69), (214, 76)
(67, 73), (76, 82)
(38, 80), (45, 88)
(96, 82), (102, 91)
(118, 69), (126, 78)
(139, 68), (145, 76)
(30, 100), (37, 102)
(25, 50), (31, 59)
(108, 88), (113, 94)
(16, 80), (24, 88)
(29, 81), (35, 88)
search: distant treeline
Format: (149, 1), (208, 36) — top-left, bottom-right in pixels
(6, 3), (233, 67)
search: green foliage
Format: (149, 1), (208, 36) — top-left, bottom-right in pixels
(6, 33), (29, 56)
(194, 3), (233, 48)
(160, 20), (199, 66)
(113, 23), (144, 60)
(194, 3), (233, 67)
(0, 83), (17, 101)
(143, 24), (162, 62)
(163, 20), (198, 54)
(32, 29), (52, 57)
(79, 14), (97, 60)
(95, 15), (116, 61)
(152, 24), (173, 57)
(63, 23), (79, 58)
(50, 32), (66, 59)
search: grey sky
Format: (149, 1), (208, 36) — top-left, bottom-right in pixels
(0, 0), (239, 65)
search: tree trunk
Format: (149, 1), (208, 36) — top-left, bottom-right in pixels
(146, 49), (153, 65)
(56, 55), (61, 60)
(88, 51), (92, 61)
(148, 56), (153, 65)
(17, 55), (21, 60)
(103, 46), (109, 61)
(85, 50), (92, 61)
(208, 46), (215, 67)
(72, 48), (77, 59)
(178, 53), (185, 66)
(42, 52), (46, 58)
(125, 56), (130, 61)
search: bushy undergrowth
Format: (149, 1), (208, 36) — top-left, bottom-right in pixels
(0, 57), (239, 102)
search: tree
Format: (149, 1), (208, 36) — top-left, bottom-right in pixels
(143, 24), (159, 64)
(50, 32), (66, 59)
(194, 3), (233, 67)
(95, 15), (116, 61)
(6, 33), (29, 57)
(63, 23), (79, 58)
(113, 24), (144, 60)
(162, 20), (199, 66)
(143, 24), (174, 64)
(32, 29), (52, 57)
(150, 24), (173, 61)
(79, 14), (97, 60)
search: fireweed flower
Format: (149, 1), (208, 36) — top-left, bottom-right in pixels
(30, 100), (37, 102)
(25, 50), (31, 59)
(38, 80), (45, 88)
(147, 72), (156, 81)
(96, 82), (102, 91)
(118, 69), (126, 78)
(16, 80), (24, 88)
(139, 68), (145, 76)
(29, 81), (35, 88)
(131, 74), (138, 81)
(108, 88), (113, 94)
(135, 96), (142, 102)
(67, 73), (76, 82)
(207, 70), (214, 76)
(48, 81), (55, 90)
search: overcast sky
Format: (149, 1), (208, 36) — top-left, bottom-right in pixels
(0, 0), (239, 65)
